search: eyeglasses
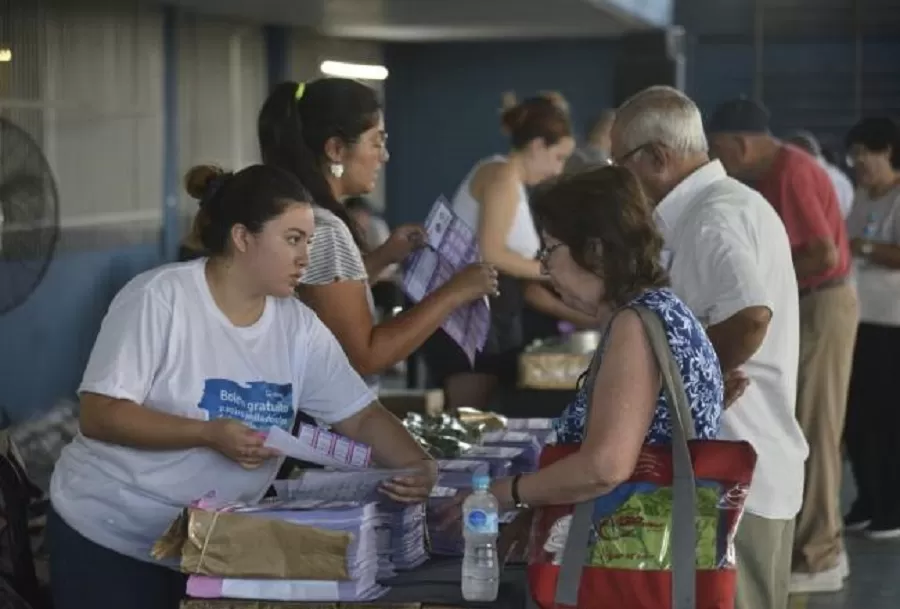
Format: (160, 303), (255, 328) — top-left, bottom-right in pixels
(537, 242), (563, 274)
(610, 142), (654, 166)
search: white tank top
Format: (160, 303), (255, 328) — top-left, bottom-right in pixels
(451, 155), (541, 259)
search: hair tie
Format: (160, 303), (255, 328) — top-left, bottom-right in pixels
(295, 82), (306, 100)
(199, 173), (231, 209)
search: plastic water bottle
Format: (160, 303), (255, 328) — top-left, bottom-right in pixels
(461, 472), (500, 602)
(863, 212), (878, 240)
(858, 213), (878, 268)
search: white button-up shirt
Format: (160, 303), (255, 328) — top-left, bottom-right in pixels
(655, 160), (809, 520)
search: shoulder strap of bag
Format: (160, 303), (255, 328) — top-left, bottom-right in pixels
(554, 304), (697, 609)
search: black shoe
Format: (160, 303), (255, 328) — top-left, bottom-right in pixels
(844, 505), (872, 533)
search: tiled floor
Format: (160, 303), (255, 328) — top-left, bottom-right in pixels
(791, 464), (900, 609)
(792, 535), (900, 609)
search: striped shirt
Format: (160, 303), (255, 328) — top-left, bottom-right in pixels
(301, 207), (379, 390)
(303, 207), (369, 285)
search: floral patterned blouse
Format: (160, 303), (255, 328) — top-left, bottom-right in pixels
(554, 288), (724, 445)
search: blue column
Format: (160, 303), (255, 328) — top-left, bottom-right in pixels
(161, 5), (180, 261)
(264, 25), (290, 90)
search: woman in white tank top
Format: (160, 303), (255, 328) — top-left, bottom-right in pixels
(423, 92), (604, 410)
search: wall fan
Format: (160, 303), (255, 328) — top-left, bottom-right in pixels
(0, 116), (60, 315)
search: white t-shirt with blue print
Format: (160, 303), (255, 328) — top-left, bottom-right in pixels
(50, 259), (375, 564)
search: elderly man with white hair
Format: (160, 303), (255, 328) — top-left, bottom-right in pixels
(609, 86), (810, 609)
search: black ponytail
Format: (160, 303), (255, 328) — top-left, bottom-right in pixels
(258, 79), (381, 248)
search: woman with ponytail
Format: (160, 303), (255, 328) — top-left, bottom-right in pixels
(258, 79), (498, 389)
(422, 92), (606, 411)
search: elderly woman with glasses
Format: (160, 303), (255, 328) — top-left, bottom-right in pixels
(454, 166), (725, 511)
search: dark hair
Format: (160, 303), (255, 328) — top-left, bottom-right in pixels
(258, 79), (381, 246)
(183, 164), (311, 256)
(707, 97), (770, 134)
(532, 166), (668, 307)
(345, 196), (375, 214)
(845, 117), (900, 169)
(500, 92), (572, 150)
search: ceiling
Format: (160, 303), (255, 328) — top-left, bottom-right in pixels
(161, 0), (671, 41)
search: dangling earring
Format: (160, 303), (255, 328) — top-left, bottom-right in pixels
(330, 163), (345, 179)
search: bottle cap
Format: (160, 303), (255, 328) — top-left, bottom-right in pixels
(472, 473), (490, 491)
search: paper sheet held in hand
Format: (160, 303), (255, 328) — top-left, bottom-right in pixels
(272, 468), (418, 503)
(401, 196), (490, 364)
(264, 425), (371, 471)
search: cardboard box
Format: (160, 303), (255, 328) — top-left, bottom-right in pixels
(518, 352), (591, 390)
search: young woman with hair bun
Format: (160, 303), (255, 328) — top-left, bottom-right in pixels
(47, 163), (437, 609)
(258, 79), (498, 390)
(422, 92), (605, 411)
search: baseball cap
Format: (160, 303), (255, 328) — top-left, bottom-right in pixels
(706, 98), (771, 134)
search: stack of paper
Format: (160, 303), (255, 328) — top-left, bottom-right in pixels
(504, 418), (557, 445)
(460, 445), (526, 478)
(271, 468), (417, 504)
(426, 486), (465, 556)
(186, 502), (388, 602)
(479, 430), (544, 472)
(436, 459), (488, 488)
(375, 501), (429, 576)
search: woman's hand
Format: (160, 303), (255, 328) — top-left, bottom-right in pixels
(380, 460), (438, 504)
(381, 224), (427, 263)
(203, 419), (281, 469)
(723, 369), (750, 409)
(446, 263), (499, 302)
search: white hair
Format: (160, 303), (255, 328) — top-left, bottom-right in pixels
(615, 86), (708, 156)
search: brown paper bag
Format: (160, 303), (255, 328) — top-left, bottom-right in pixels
(153, 507), (353, 580)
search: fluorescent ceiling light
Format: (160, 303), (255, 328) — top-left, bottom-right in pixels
(0, 49), (11, 62)
(320, 60), (388, 81)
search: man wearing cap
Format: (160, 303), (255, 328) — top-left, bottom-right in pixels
(611, 86), (807, 609)
(708, 98), (858, 595)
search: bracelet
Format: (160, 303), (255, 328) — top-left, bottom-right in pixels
(511, 474), (529, 509)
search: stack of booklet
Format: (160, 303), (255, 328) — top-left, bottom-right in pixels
(185, 501), (388, 602)
(375, 501), (429, 578)
(182, 424), (431, 602)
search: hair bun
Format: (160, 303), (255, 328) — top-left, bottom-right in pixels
(500, 91), (525, 135)
(185, 165), (225, 200)
(539, 90), (570, 114)
(500, 91), (518, 112)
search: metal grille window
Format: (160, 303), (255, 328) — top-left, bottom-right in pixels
(0, 0), (164, 251)
(177, 14), (266, 229)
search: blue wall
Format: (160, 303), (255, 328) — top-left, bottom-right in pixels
(0, 245), (161, 422)
(383, 1), (900, 227)
(383, 39), (616, 226)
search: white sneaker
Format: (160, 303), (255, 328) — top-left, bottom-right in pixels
(837, 550), (850, 579)
(790, 564), (844, 594)
(844, 518), (871, 533)
(865, 526), (900, 541)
